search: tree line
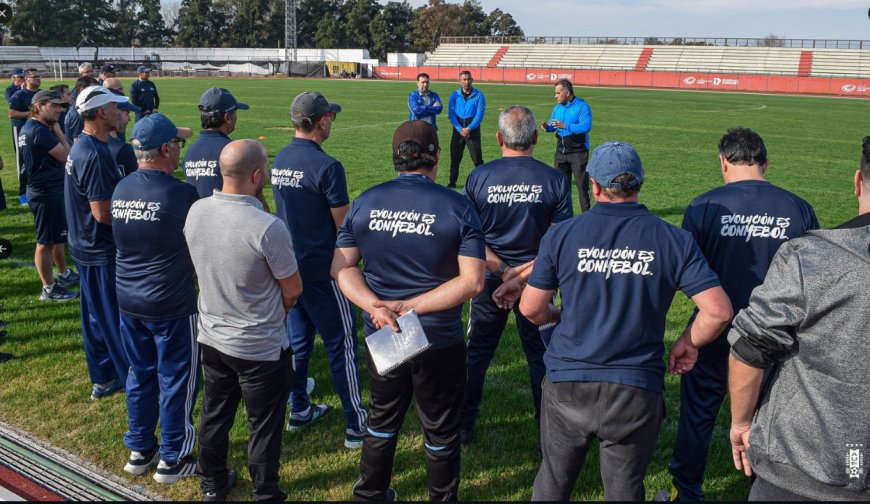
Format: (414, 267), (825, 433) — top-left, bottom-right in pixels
(6, 0), (523, 60)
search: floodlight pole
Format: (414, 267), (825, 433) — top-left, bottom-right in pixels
(285, 0), (298, 69)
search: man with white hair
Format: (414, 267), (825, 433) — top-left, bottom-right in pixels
(65, 85), (133, 400)
(112, 113), (197, 483)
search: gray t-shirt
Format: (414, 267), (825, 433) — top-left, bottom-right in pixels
(184, 190), (298, 361)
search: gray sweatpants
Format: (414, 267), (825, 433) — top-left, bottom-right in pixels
(532, 379), (664, 501)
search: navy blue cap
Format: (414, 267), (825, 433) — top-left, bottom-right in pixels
(588, 141), (644, 189)
(130, 113), (192, 150)
(136, 65), (151, 73)
(11, 68), (24, 77)
(199, 87), (249, 114)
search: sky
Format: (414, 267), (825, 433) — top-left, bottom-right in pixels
(383, 0), (870, 41)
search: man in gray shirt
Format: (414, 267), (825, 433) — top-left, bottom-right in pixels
(184, 139), (302, 501)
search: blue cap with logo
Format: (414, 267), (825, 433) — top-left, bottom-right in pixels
(587, 141), (644, 189)
(11, 68), (24, 77)
(199, 87), (249, 115)
(130, 113), (192, 150)
(136, 65), (151, 73)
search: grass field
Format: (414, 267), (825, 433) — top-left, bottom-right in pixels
(0, 76), (867, 501)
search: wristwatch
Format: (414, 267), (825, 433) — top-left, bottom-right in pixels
(495, 262), (509, 278)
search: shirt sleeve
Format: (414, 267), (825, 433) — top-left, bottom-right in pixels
(728, 242), (805, 368)
(468, 92), (486, 131)
(117, 144), (138, 177)
(153, 84), (160, 109)
(408, 92), (425, 117)
(261, 219), (298, 280)
(430, 91), (443, 114)
(448, 92), (460, 132)
(35, 125), (60, 153)
(677, 234), (721, 298)
(129, 82), (140, 106)
(564, 100), (592, 135)
(80, 151), (118, 202)
(321, 161), (350, 208)
(680, 201), (703, 244)
(457, 203), (485, 259)
(335, 201), (359, 248)
(527, 229), (558, 290)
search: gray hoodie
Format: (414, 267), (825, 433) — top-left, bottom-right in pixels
(728, 224), (870, 500)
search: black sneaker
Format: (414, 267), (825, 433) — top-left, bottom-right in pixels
(124, 444), (159, 475)
(39, 282), (78, 302)
(154, 454), (197, 483)
(203, 469), (237, 502)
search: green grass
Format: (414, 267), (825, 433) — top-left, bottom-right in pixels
(0, 77), (867, 501)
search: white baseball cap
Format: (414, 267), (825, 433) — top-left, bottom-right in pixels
(76, 85), (131, 113)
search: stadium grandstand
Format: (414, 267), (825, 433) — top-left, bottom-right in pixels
(377, 36), (870, 97)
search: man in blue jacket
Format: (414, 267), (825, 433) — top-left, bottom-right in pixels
(407, 73), (442, 129)
(447, 70), (485, 188)
(541, 79), (592, 211)
(130, 66), (159, 121)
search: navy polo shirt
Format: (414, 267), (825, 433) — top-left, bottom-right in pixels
(19, 119), (63, 195)
(129, 79), (159, 112)
(465, 156), (572, 264)
(336, 174), (485, 348)
(272, 137), (350, 282)
(681, 179), (818, 356)
(529, 202), (720, 392)
(64, 107), (84, 143)
(64, 133), (124, 266)
(5, 83), (20, 104)
(108, 135), (138, 176)
(9, 88), (37, 129)
(183, 130), (231, 198)
(112, 169), (199, 320)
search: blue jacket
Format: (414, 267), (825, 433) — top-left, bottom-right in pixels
(545, 97), (592, 153)
(448, 87), (486, 132)
(129, 79), (159, 113)
(407, 89), (443, 130)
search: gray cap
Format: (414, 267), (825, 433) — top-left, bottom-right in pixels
(31, 90), (69, 108)
(587, 141), (644, 189)
(290, 92), (341, 124)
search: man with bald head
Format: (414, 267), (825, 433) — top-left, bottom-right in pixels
(185, 139), (302, 501)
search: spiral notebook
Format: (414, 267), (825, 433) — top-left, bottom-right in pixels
(365, 310), (431, 376)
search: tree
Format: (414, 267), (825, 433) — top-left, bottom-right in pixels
(369, 0), (414, 61)
(343, 0), (380, 49)
(297, 0), (341, 48)
(461, 0), (486, 36)
(138, 0), (173, 46)
(483, 8), (522, 38)
(759, 33), (785, 47)
(409, 0), (466, 52)
(8, 0), (71, 45)
(175, 0), (225, 47)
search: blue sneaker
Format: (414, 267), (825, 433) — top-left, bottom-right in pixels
(91, 378), (122, 400)
(57, 269), (80, 288)
(18, 194), (27, 206)
(39, 282), (78, 302)
(286, 404), (330, 432)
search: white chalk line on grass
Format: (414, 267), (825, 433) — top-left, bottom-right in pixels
(689, 104), (768, 113)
